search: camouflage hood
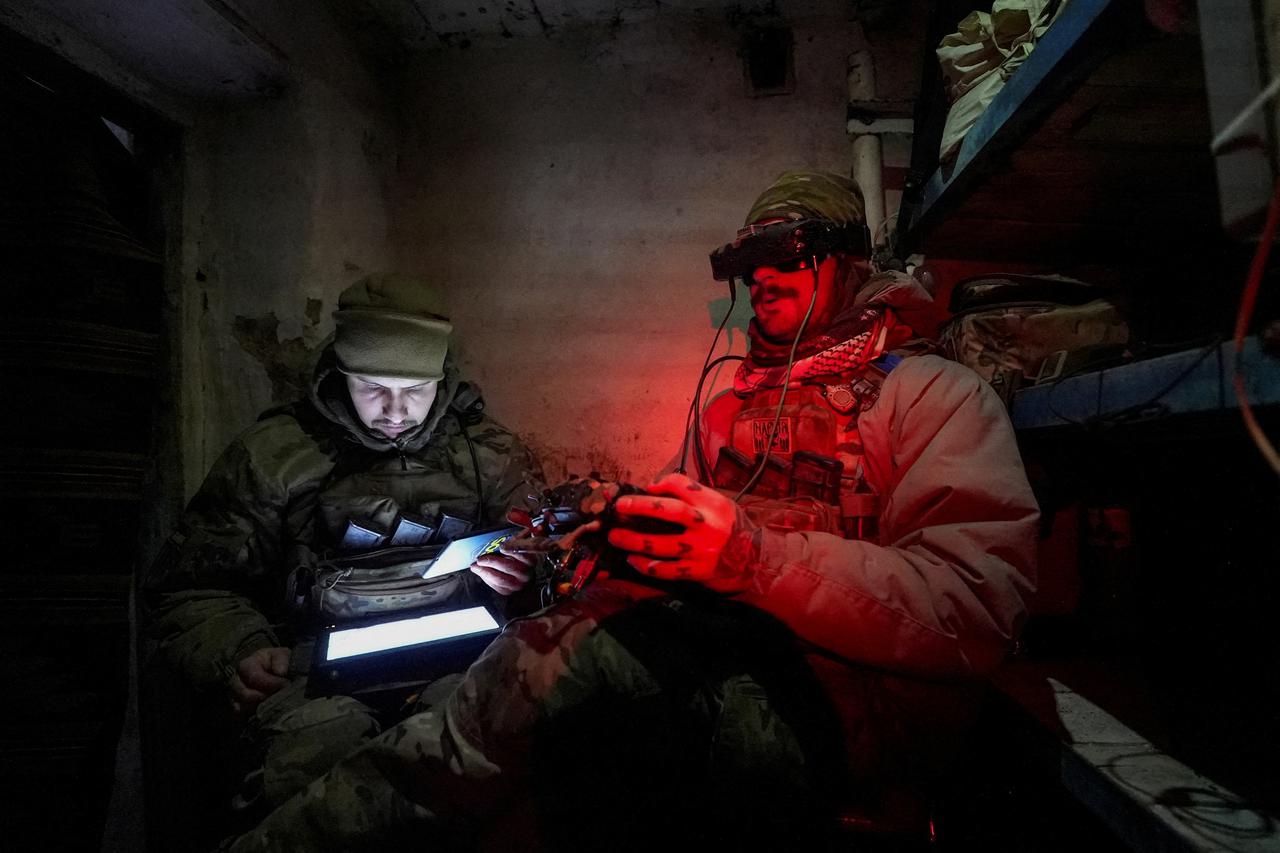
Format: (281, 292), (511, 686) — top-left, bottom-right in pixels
(851, 270), (937, 331)
(307, 342), (461, 453)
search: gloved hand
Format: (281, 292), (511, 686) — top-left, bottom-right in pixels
(470, 546), (537, 596)
(606, 473), (760, 593)
(229, 646), (291, 716)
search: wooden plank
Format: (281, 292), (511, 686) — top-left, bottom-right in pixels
(0, 319), (158, 376)
(1066, 98), (1210, 147)
(0, 449), (147, 500)
(931, 185), (1211, 224)
(901, 4), (1217, 263)
(1084, 30), (1206, 90)
(1006, 146), (1215, 176)
(1032, 83), (1209, 147)
(4, 575), (132, 624)
(921, 215), (1212, 262)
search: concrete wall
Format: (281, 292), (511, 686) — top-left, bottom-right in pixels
(392, 4), (876, 484)
(176, 7), (400, 494)
(6, 0), (921, 494)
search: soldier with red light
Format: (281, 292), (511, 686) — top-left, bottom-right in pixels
(607, 170), (1041, 803)
(225, 173), (1039, 851)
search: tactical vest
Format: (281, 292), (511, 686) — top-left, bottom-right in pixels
(281, 408), (493, 624)
(708, 355), (899, 542)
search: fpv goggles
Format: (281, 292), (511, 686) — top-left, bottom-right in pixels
(709, 218), (870, 282)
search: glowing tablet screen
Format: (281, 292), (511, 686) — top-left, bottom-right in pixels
(324, 606), (500, 662)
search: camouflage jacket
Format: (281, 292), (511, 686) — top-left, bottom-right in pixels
(142, 347), (541, 691)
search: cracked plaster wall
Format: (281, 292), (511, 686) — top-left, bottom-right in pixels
(178, 11), (399, 496)
(176, 0), (921, 494)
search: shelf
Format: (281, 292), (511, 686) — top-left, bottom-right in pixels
(991, 662), (1280, 852)
(900, 0), (1215, 264)
(1009, 337), (1280, 430)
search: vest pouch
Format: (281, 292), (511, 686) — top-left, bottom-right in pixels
(790, 451), (843, 504)
(729, 394), (840, 462)
(734, 493), (842, 536)
(317, 459), (484, 553)
(840, 491), (880, 541)
(714, 446), (846, 507)
(713, 446), (754, 493)
(311, 544), (468, 623)
(320, 493), (401, 552)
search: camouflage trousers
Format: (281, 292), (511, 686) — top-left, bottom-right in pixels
(227, 579), (842, 851)
(241, 678), (375, 809)
(238, 643), (474, 810)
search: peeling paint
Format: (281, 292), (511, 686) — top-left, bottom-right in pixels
(523, 434), (638, 486)
(232, 312), (321, 403)
(528, 0), (554, 37)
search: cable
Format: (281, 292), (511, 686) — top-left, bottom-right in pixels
(1031, 333), (1219, 427)
(872, 210), (900, 248)
(690, 354), (746, 481)
(1210, 74), (1280, 154)
(732, 258), (821, 502)
(1043, 337), (1222, 429)
(1232, 175), (1280, 476)
(677, 280), (739, 476)
(455, 412), (485, 523)
(1035, 195), (1278, 441)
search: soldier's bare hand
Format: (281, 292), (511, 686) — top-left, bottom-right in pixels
(471, 548), (535, 596)
(229, 646), (291, 716)
(608, 473), (758, 593)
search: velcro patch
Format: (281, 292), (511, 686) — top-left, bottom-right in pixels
(751, 417), (792, 454)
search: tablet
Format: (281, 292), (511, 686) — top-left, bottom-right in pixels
(323, 606), (501, 661)
(422, 525), (523, 579)
(310, 605), (503, 696)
